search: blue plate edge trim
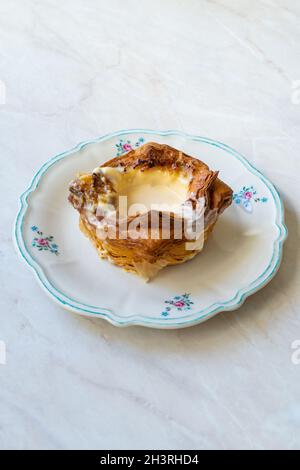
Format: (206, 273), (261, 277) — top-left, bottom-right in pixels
(14, 129), (288, 328)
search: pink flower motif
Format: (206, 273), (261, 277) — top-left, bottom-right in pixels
(123, 143), (132, 152)
(37, 238), (48, 246)
(173, 300), (185, 308)
(244, 191), (253, 199)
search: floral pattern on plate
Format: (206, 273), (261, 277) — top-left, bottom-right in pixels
(233, 185), (268, 213)
(31, 226), (59, 255)
(115, 137), (145, 156)
(161, 293), (194, 317)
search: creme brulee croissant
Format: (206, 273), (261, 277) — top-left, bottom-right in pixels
(68, 142), (233, 280)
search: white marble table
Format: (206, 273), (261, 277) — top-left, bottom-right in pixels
(0, 0), (299, 450)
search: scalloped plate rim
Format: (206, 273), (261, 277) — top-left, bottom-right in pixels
(13, 129), (288, 328)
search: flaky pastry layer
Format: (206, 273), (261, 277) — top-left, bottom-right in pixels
(69, 142), (233, 280)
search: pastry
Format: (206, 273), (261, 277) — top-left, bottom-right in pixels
(68, 142), (233, 280)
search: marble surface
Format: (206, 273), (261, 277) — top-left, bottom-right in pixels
(0, 0), (300, 450)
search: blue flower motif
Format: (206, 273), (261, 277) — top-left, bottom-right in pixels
(161, 294), (193, 317)
(115, 137), (145, 156)
(31, 226), (59, 255)
(234, 186), (267, 212)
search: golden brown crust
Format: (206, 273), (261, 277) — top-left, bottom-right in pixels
(102, 142), (229, 204)
(69, 142), (233, 280)
(79, 216), (216, 278)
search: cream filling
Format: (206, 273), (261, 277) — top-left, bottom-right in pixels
(87, 166), (217, 249)
(98, 166), (190, 214)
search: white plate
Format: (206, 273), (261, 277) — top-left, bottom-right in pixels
(14, 130), (287, 328)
